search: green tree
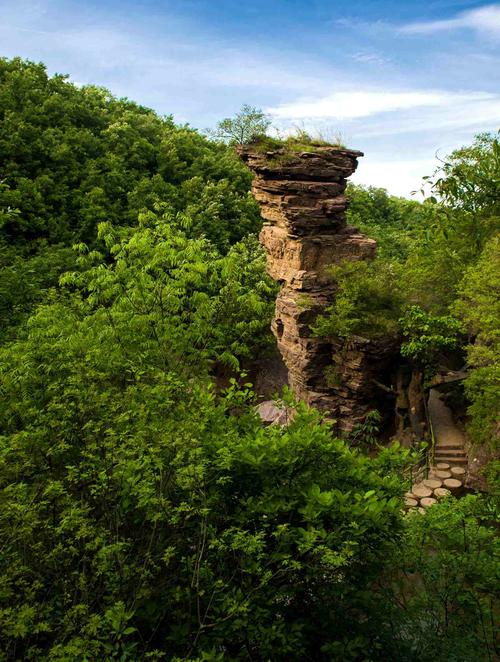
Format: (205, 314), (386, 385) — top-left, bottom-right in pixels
(0, 218), (408, 659)
(380, 495), (499, 661)
(454, 236), (500, 449)
(62, 215), (276, 372)
(0, 243), (75, 342)
(209, 104), (271, 145)
(0, 57), (264, 338)
(346, 184), (439, 261)
(399, 305), (463, 371)
(313, 258), (403, 340)
(430, 131), (500, 218)
(0, 57), (261, 249)
(404, 132), (499, 313)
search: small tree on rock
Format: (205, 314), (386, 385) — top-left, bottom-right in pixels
(210, 104), (271, 145)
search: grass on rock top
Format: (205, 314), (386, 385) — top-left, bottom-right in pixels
(246, 133), (347, 154)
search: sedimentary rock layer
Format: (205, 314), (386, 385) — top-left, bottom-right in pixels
(239, 144), (392, 432)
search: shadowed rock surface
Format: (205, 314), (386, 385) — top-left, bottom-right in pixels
(239, 144), (396, 432)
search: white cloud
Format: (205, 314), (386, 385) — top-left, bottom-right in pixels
(0, 0), (497, 197)
(354, 95), (500, 138)
(266, 88), (499, 198)
(400, 4), (500, 38)
(351, 158), (438, 199)
(351, 51), (389, 65)
(0, 3), (339, 100)
(266, 89), (496, 121)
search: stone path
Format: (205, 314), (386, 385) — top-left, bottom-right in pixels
(404, 461), (466, 513)
(405, 389), (468, 514)
(428, 388), (468, 468)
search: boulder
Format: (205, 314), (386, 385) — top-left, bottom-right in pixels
(257, 400), (292, 426)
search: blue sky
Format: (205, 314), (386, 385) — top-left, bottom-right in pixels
(1, 0), (499, 196)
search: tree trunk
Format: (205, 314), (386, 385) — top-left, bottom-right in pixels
(408, 368), (426, 440)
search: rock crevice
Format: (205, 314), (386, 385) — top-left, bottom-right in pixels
(240, 145), (394, 432)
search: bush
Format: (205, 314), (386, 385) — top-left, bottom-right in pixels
(379, 495), (500, 661)
(0, 241), (407, 657)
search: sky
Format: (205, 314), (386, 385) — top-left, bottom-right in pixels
(1, 0), (499, 196)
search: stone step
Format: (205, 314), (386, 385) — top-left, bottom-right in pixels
(434, 445), (465, 453)
(434, 455), (468, 465)
(412, 484), (433, 499)
(434, 450), (466, 458)
(430, 469), (452, 480)
(434, 487), (451, 498)
(423, 478), (442, 490)
(443, 478), (464, 493)
(435, 462), (468, 469)
(450, 466), (466, 478)
(435, 453), (466, 459)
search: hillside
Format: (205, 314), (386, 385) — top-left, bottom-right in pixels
(0, 58), (498, 661)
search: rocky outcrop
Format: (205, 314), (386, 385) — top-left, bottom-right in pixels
(239, 144), (396, 432)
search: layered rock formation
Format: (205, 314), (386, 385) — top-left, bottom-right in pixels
(239, 144), (395, 432)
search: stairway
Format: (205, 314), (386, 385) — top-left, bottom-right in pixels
(404, 389), (468, 514)
(434, 445), (468, 466)
(428, 388), (468, 468)
(405, 461), (466, 513)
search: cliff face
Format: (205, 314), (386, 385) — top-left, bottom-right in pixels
(239, 145), (396, 432)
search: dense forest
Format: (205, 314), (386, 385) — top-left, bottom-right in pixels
(0, 58), (498, 660)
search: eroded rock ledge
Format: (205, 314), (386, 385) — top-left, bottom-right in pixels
(239, 145), (395, 432)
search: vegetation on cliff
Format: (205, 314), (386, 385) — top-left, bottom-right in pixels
(314, 133), (499, 450)
(0, 60), (498, 660)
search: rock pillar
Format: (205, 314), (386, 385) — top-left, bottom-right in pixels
(239, 145), (391, 432)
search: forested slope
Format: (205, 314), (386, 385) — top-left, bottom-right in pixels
(0, 57), (269, 345)
(0, 58), (498, 661)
